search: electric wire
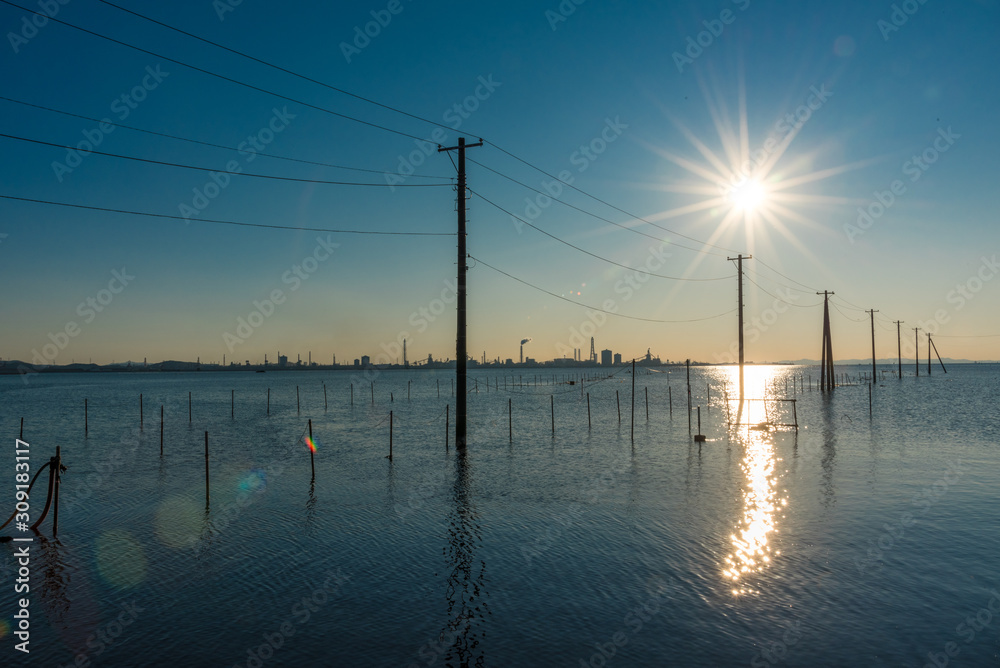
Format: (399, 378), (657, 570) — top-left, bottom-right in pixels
(471, 189), (731, 282)
(0, 0), (429, 142)
(469, 255), (738, 324)
(0, 95), (453, 180)
(0, 194), (454, 236)
(0, 133), (447, 187)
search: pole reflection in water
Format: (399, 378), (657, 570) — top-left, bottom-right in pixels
(442, 450), (489, 667)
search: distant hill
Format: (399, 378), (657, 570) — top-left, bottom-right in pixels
(775, 358), (997, 366)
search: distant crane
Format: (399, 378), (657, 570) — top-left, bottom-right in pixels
(520, 338), (531, 364)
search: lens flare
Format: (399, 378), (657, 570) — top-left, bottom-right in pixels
(304, 435), (318, 453)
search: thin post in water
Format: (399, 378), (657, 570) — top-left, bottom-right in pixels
(587, 393), (591, 429)
(388, 411), (393, 460)
(551, 395), (555, 436)
(85, 398), (88, 436)
(308, 419), (315, 479)
(140, 393), (143, 429)
(297, 386), (300, 414)
(160, 405), (164, 455)
(189, 392), (192, 423)
(231, 390), (234, 419)
(616, 390), (621, 423)
(324, 383), (328, 410)
(204, 431), (210, 507)
(631, 359), (635, 442)
(267, 388), (270, 415)
(645, 387), (649, 421)
(508, 398), (512, 442)
(445, 404), (449, 451)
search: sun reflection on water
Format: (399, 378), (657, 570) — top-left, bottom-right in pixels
(718, 365), (790, 595)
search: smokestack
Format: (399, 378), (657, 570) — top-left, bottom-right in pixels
(520, 338), (531, 364)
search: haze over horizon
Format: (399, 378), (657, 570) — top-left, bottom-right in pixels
(3, 1), (999, 366)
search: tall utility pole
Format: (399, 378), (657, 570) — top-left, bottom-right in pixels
(895, 321), (904, 378)
(913, 327), (921, 377)
(439, 137), (482, 451)
(866, 309), (879, 382)
(817, 291), (835, 391)
(927, 332), (932, 375)
(727, 254), (752, 399)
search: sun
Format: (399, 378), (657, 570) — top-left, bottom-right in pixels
(726, 178), (768, 215)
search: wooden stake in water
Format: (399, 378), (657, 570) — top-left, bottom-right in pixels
(372, 382), (375, 404)
(85, 398), (88, 436)
(189, 392), (192, 423)
(616, 390), (621, 423)
(868, 383), (873, 418)
(551, 395), (555, 436)
(160, 405), (164, 455)
(324, 383), (328, 410)
(140, 393), (143, 429)
(694, 407), (706, 442)
(204, 431), (210, 506)
(631, 360), (635, 442)
(587, 393), (591, 429)
(645, 387), (649, 421)
(297, 386), (300, 414)
(53, 445), (61, 536)
(445, 404), (449, 451)
(308, 419), (315, 478)
(438, 379), (440, 397)
(351, 383), (354, 406)
(509, 398), (512, 442)
(669, 387), (673, 416)
(408, 380), (411, 401)
(231, 390), (234, 419)
(388, 411), (393, 460)
(267, 388), (270, 415)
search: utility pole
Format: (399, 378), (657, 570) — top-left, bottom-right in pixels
(913, 327), (921, 377)
(927, 332), (932, 375)
(866, 310), (879, 383)
(439, 137), (482, 451)
(817, 291), (835, 391)
(727, 254), (752, 399)
(895, 321), (903, 378)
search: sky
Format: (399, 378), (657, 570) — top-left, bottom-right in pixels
(2, 0), (999, 366)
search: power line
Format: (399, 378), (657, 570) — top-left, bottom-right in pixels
(471, 189), (730, 282)
(0, 96), (453, 180)
(0, 133), (448, 187)
(469, 156), (726, 257)
(482, 141), (741, 255)
(830, 301), (866, 322)
(743, 273), (822, 308)
(754, 257), (821, 293)
(469, 255), (738, 323)
(0, 0), (428, 142)
(0, 194), (454, 236)
(94, 0), (453, 135)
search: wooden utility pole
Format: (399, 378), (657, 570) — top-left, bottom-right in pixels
(439, 137), (482, 451)
(817, 291), (835, 391)
(927, 332), (932, 375)
(895, 321), (904, 378)
(913, 328), (921, 377)
(727, 254), (752, 399)
(929, 335), (948, 373)
(866, 310), (879, 383)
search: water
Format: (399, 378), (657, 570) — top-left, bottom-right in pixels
(2, 365), (999, 667)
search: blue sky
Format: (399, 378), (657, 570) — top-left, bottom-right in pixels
(2, 0), (999, 365)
